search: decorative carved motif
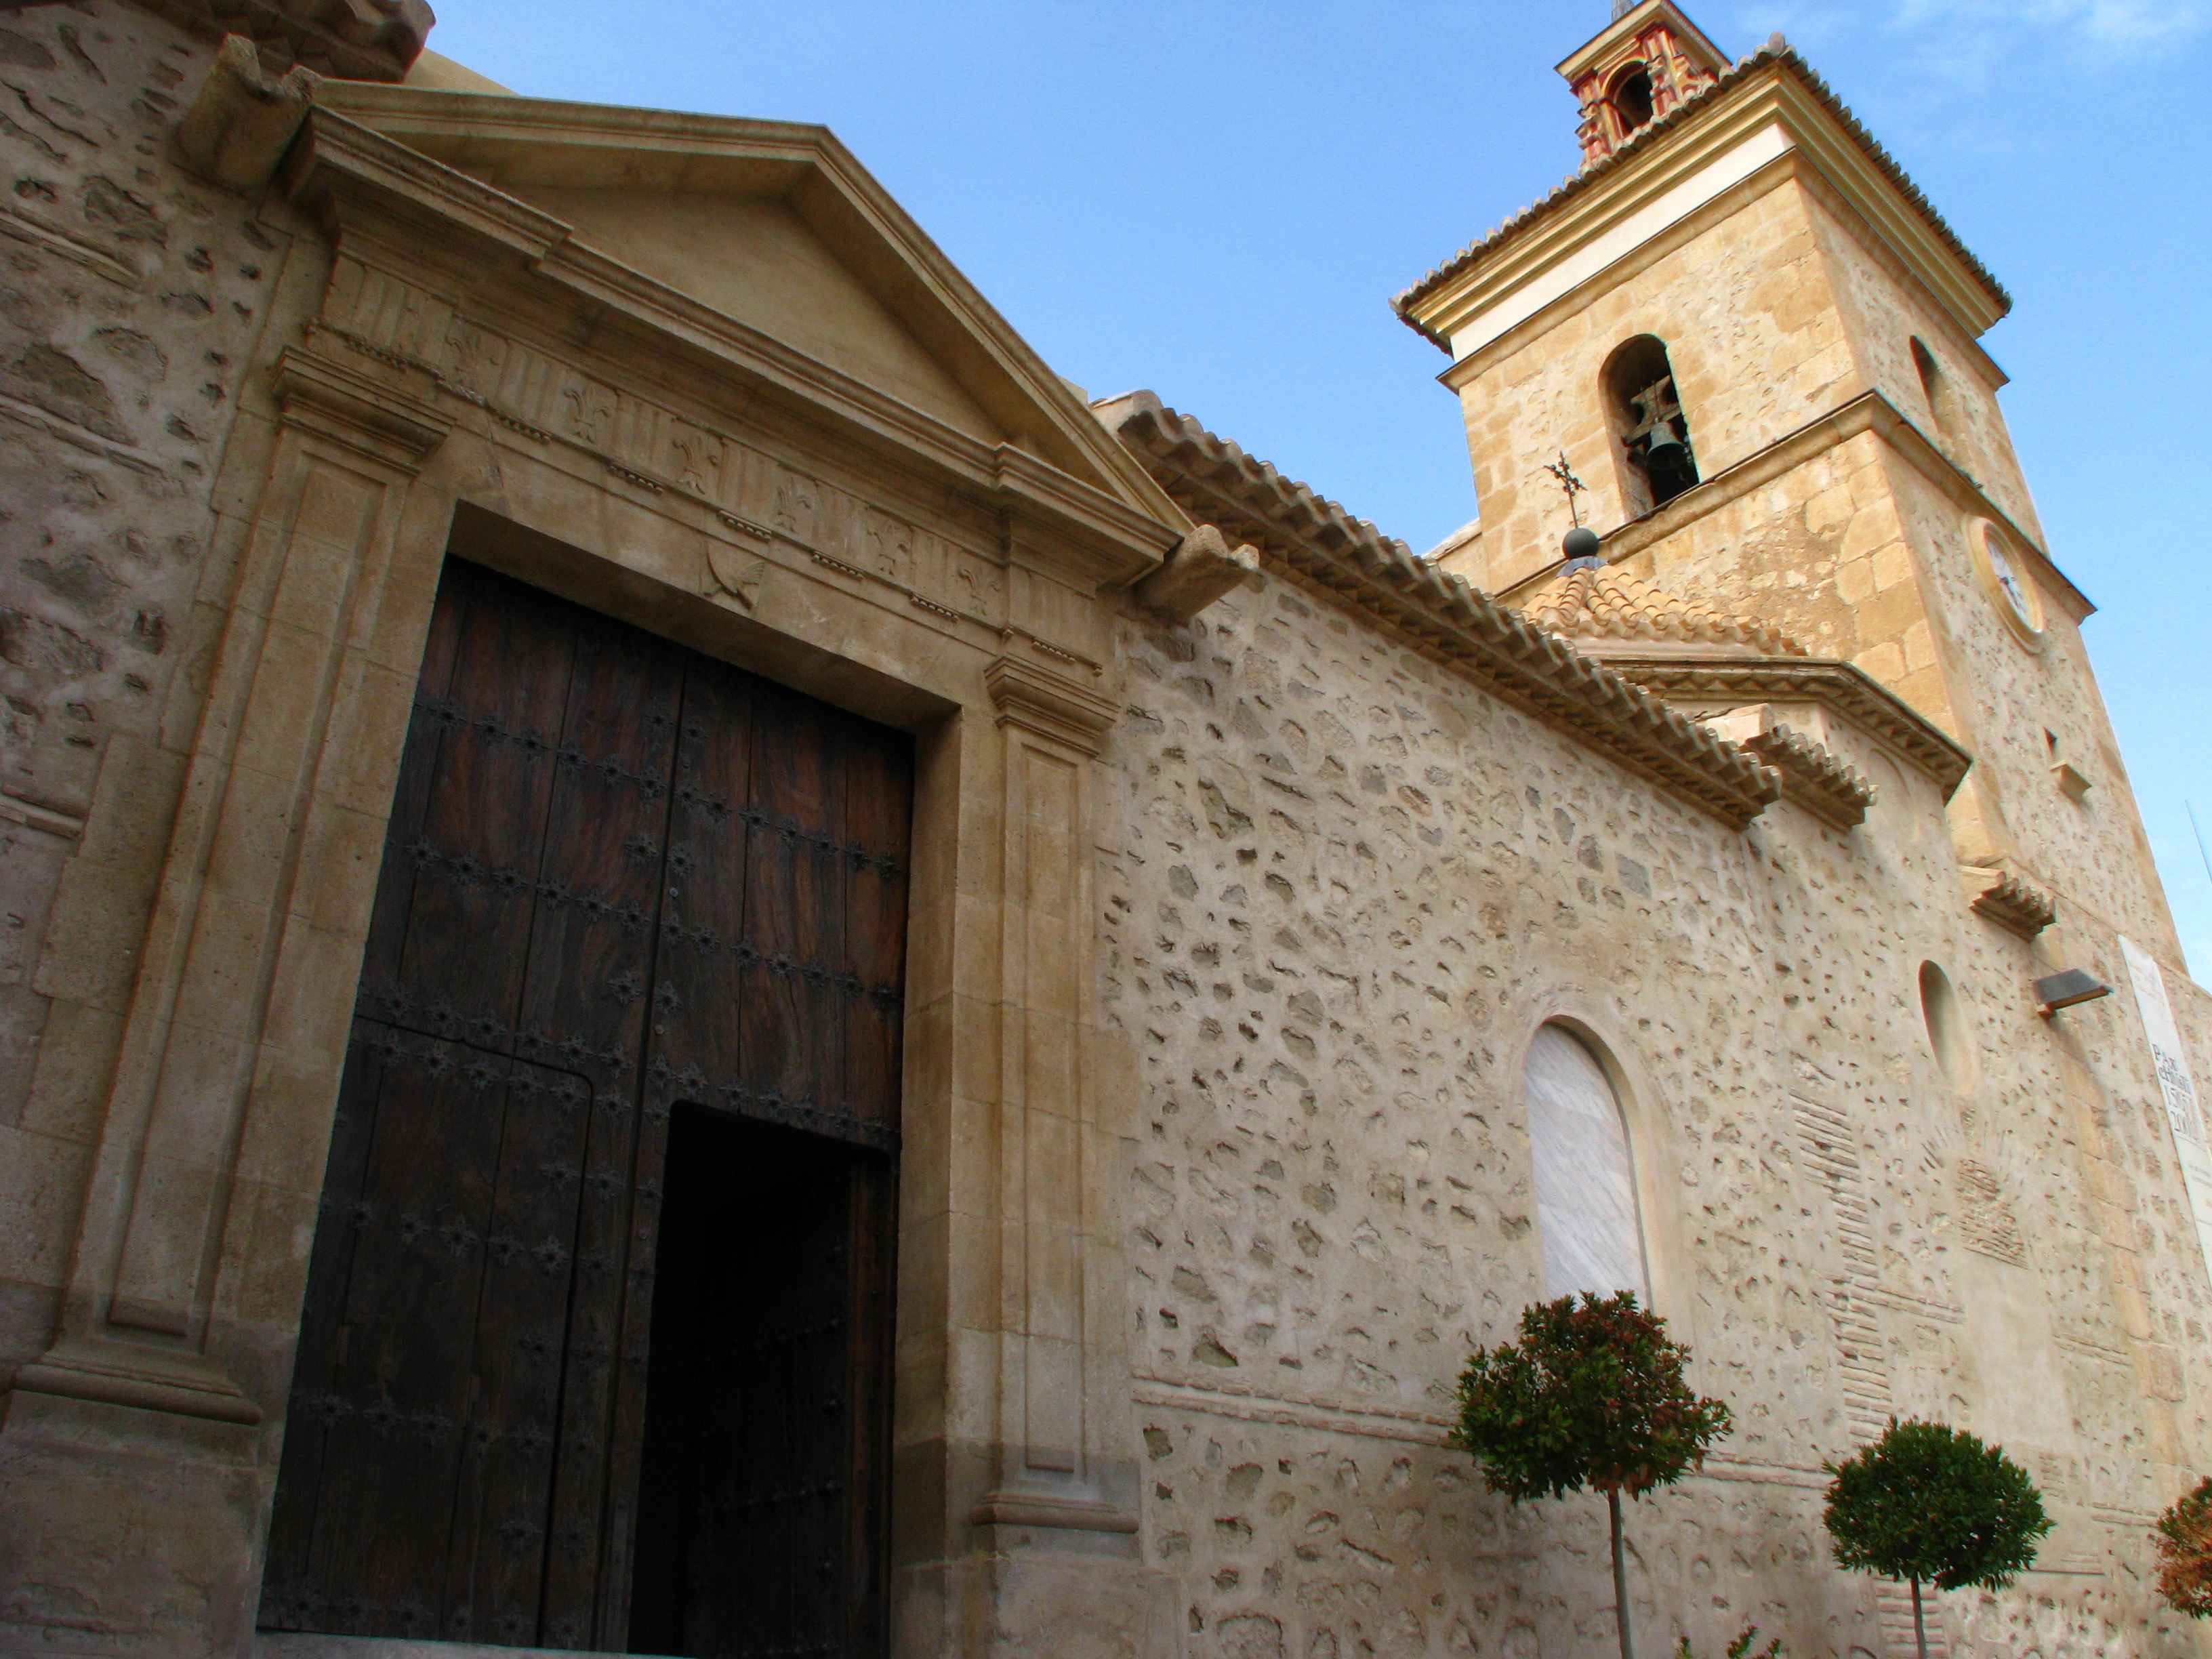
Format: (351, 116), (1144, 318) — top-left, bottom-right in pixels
(308, 257), (1041, 646)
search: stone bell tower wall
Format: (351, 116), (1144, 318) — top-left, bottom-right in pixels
(1797, 177), (2043, 544)
(1446, 163), (1861, 595)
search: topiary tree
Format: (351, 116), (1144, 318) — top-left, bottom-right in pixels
(1823, 1418), (2052, 1659)
(2154, 1476), (2212, 1618)
(1452, 1292), (1732, 1659)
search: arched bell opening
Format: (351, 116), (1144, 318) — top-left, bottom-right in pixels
(1603, 333), (1700, 516)
(1610, 62), (1656, 136)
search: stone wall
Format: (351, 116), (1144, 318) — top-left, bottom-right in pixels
(1618, 426), (1956, 727)
(0, 0), (323, 1391)
(1881, 455), (2182, 958)
(1098, 564), (2212, 1658)
(1800, 182), (2043, 548)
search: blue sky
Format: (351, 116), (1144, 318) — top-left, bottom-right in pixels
(428, 1), (2212, 981)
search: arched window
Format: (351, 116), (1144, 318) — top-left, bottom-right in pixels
(1604, 335), (1700, 516)
(1523, 1024), (1651, 1303)
(1610, 64), (1656, 136)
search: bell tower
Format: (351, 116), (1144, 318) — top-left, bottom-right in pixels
(1563, 1), (1725, 169)
(1393, 3), (2186, 962)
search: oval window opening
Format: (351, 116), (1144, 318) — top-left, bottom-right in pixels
(1919, 961), (1973, 1088)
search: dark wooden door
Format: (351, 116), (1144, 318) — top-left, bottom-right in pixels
(262, 559), (909, 1655)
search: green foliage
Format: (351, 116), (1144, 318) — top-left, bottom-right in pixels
(1823, 1418), (2052, 1593)
(2154, 1476), (2212, 1617)
(1671, 1629), (1782, 1659)
(1450, 1292), (1732, 1504)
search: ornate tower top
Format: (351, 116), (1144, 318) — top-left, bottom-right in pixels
(1561, 1), (1727, 169)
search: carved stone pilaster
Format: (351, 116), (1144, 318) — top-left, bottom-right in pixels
(970, 655), (1135, 1540)
(18, 340), (450, 1421)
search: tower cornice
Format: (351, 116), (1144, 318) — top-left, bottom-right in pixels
(1395, 46), (2011, 361)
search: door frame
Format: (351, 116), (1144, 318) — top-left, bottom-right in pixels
(6, 101), (1179, 1654)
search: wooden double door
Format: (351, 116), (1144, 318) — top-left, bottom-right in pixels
(260, 560), (909, 1656)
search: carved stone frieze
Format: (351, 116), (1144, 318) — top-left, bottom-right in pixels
(302, 256), (1049, 647)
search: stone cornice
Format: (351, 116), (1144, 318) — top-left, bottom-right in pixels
(1396, 46), (2009, 352)
(272, 341), (449, 464)
(284, 106), (1182, 591)
(1967, 866), (2058, 939)
(1496, 390), (2091, 624)
(1099, 394), (1780, 830)
(986, 656), (1123, 756)
(1593, 651), (1971, 799)
(1717, 712), (1876, 832)
(128, 0), (432, 83)
(1432, 149), (2009, 398)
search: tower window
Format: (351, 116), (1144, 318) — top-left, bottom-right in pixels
(1604, 335), (1700, 515)
(1611, 64), (1656, 135)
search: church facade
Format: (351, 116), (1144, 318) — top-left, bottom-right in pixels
(1, 3), (2209, 1657)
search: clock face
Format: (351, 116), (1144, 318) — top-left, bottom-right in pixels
(1982, 528), (2040, 634)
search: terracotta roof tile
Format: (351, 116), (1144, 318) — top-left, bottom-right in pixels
(1521, 563), (1808, 657)
(1391, 41), (2011, 347)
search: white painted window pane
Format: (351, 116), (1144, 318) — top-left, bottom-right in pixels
(1525, 1025), (1650, 1303)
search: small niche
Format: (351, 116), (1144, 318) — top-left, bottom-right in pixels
(1919, 960), (1976, 1090)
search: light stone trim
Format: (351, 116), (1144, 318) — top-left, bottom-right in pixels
(19, 335), (451, 1413)
(1507, 388), (2091, 623)
(173, 35), (316, 192)
(1706, 706), (1877, 831)
(969, 656), (1140, 1536)
(1129, 1376), (1454, 1449)
(1580, 652), (1973, 798)
(0, 199), (142, 288)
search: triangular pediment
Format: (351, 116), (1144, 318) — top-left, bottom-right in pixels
(512, 184), (1002, 442)
(306, 85), (1185, 535)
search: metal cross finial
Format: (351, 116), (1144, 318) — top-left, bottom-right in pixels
(1540, 451), (1589, 529)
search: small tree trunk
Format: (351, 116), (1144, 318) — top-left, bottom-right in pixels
(1608, 1488), (1635, 1659)
(1910, 1576), (1927, 1659)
